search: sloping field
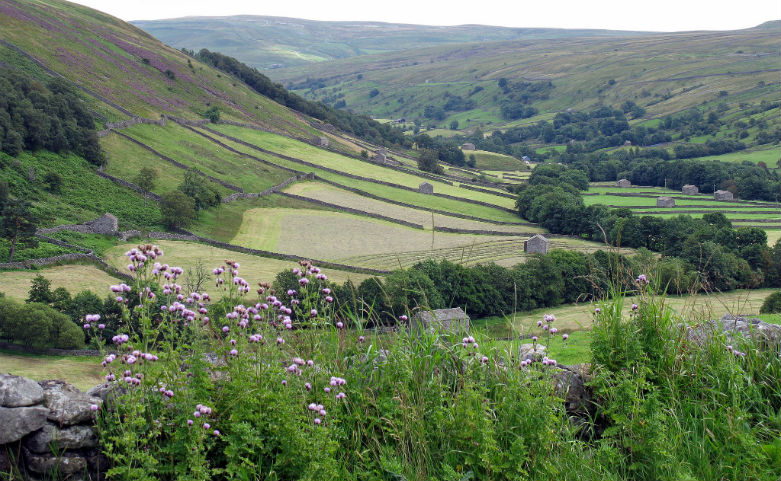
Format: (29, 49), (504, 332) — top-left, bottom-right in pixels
(0, 0), (320, 137)
(0, 264), (123, 300)
(283, 181), (541, 233)
(469, 150), (524, 171)
(104, 240), (370, 285)
(116, 123), (292, 193)
(208, 124), (517, 208)
(101, 131), (231, 195)
(193, 128), (522, 222)
(231, 208), (612, 270)
(231, 208), (521, 266)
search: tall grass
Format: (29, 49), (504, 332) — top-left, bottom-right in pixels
(28, 244), (778, 481)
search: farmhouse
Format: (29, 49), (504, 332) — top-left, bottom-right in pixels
(461, 143), (475, 151)
(524, 234), (549, 254)
(714, 190), (734, 201)
(657, 196), (675, 208)
(617, 178), (631, 188)
(522, 155), (530, 162)
(419, 182), (434, 194)
(411, 307), (470, 333)
(682, 184), (699, 195)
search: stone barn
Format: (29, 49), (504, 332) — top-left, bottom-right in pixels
(617, 178), (631, 188)
(419, 182), (434, 194)
(682, 184), (699, 195)
(314, 136), (329, 148)
(524, 234), (550, 254)
(656, 196), (675, 208)
(411, 307), (470, 333)
(714, 190), (734, 201)
(461, 143), (476, 151)
(374, 152), (387, 163)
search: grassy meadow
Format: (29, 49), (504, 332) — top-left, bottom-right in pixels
(0, 264), (123, 301)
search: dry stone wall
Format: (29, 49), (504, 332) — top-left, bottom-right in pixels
(0, 374), (106, 480)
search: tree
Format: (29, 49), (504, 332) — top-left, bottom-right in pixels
(160, 190), (197, 229)
(417, 149), (443, 175)
(42, 172), (62, 194)
(450, 120), (459, 130)
(0, 199), (38, 263)
(203, 106), (220, 123)
(178, 169), (220, 211)
(134, 167), (158, 207)
(27, 274), (53, 304)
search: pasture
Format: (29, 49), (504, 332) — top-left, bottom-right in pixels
(467, 150), (525, 171)
(207, 124), (518, 208)
(0, 264), (123, 300)
(477, 288), (776, 338)
(202, 132), (522, 222)
(0, 350), (103, 392)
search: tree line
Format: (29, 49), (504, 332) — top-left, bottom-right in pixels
(0, 69), (104, 165)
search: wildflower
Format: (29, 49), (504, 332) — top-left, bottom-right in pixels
(399, 315), (408, 322)
(310, 309), (318, 317)
(562, 333), (569, 341)
(319, 409), (326, 416)
(322, 288), (331, 295)
(537, 320), (543, 327)
(636, 274), (648, 284)
(305, 382), (312, 390)
(98, 324), (105, 330)
(90, 404), (99, 411)
(595, 308), (601, 314)
(213, 430), (220, 436)
(336, 321), (344, 329)
(324, 387), (331, 393)
(203, 423), (210, 430)
(359, 335), (365, 342)
(187, 420), (193, 426)
(230, 349), (238, 357)
(281, 380), (287, 386)
(632, 304), (638, 311)
(314, 418), (321, 425)
(222, 326), (230, 333)
(83, 324), (90, 330)
(299, 277), (309, 286)
(481, 356), (489, 363)
(336, 392), (346, 399)
(532, 336), (538, 343)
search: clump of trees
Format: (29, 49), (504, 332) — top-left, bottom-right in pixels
(0, 69), (104, 165)
(515, 174), (780, 291)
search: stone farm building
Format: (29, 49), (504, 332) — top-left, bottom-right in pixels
(617, 178), (631, 188)
(419, 182), (434, 194)
(714, 190), (734, 201)
(524, 234), (549, 254)
(374, 152), (387, 163)
(682, 184), (699, 195)
(411, 307), (470, 333)
(657, 196), (675, 208)
(314, 136), (329, 147)
(461, 143), (476, 151)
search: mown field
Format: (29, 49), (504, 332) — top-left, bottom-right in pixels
(283, 181), (540, 232)
(0, 264), (123, 300)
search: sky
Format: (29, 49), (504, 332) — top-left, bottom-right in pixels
(73, 0), (781, 32)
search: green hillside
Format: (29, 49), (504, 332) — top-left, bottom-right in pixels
(0, 0), (318, 138)
(269, 25), (780, 131)
(132, 16), (646, 70)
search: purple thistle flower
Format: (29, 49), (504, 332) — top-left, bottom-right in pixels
(336, 321), (344, 329)
(187, 419), (193, 426)
(203, 423), (210, 429)
(314, 418), (321, 425)
(562, 333), (569, 340)
(90, 404), (99, 411)
(305, 382), (312, 390)
(281, 380), (287, 386)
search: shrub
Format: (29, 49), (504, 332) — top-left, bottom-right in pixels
(760, 291), (781, 314)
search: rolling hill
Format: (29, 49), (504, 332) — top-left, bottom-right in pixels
(131, 16), (647, 70)
(267, 24), (780, 130)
